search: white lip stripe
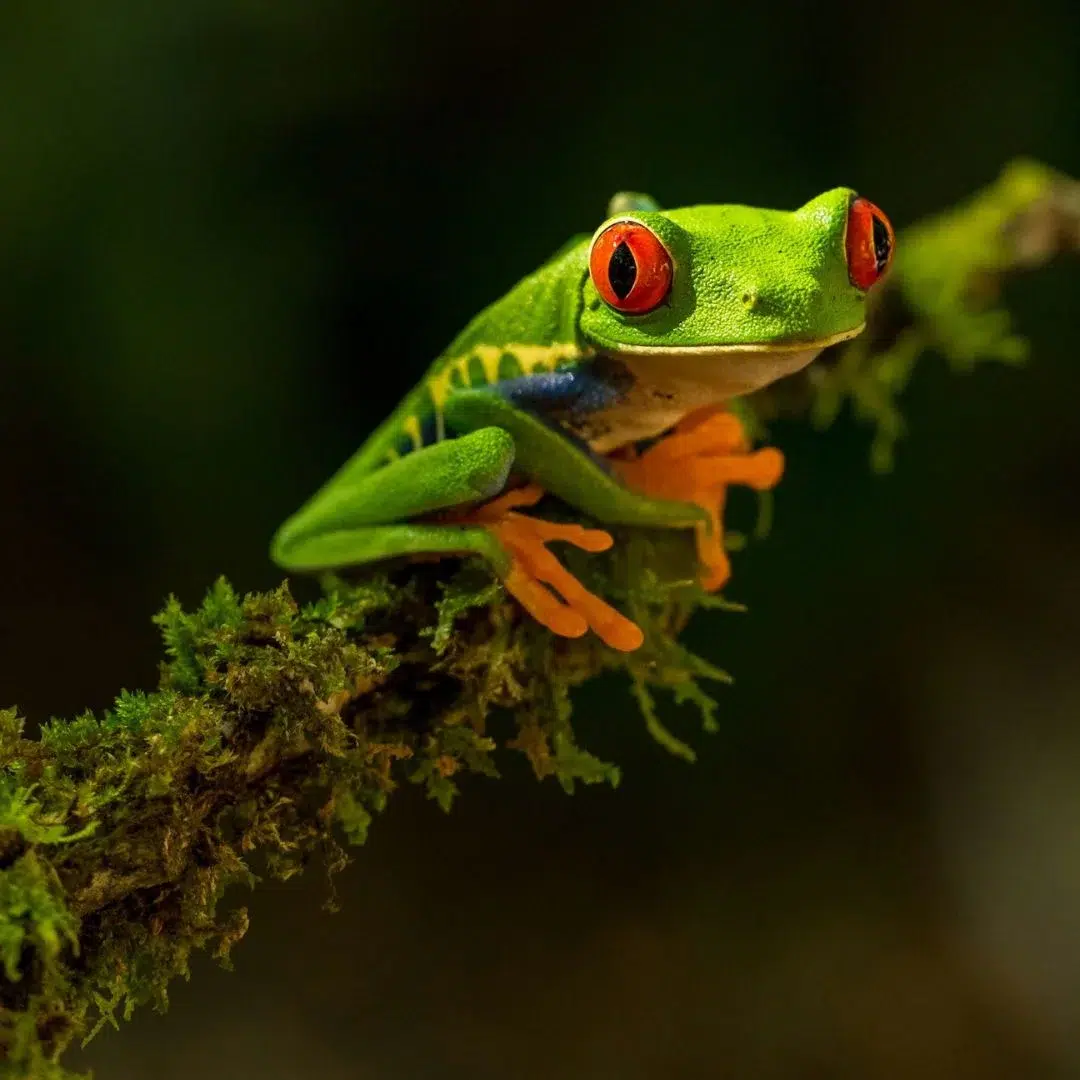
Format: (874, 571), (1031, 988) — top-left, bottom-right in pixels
(594, 323), (865, 359)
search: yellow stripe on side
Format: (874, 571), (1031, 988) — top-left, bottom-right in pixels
(402, 414), (423, 451)
(471, 346), (504, 387)
(424, 342), (585, 437)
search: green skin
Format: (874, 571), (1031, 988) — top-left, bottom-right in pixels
(271, 189), (872, 583)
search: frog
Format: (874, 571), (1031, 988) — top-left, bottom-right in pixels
(271, 188), (895, 652)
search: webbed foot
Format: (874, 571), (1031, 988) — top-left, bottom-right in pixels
(612, 406), (784, 591)
(459, 484), (645, 652)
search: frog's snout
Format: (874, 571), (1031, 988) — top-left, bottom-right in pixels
(735, 273), (819, 321)
(737, 278), (776, 315)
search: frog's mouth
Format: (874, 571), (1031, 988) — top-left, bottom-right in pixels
(580, 323), (864, 454)
(603, 323), (864, 362)
(607, 323), (864, 397)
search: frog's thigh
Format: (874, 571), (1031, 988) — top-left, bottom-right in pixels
(271, 427), (514, 571)
(444, 387), (704, 529)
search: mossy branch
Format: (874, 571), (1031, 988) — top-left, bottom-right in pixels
(1, 160), (1076, 1079)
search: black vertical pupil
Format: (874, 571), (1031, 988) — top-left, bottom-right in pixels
(871, 215), (892, 272)
(608, 241), (638, 300)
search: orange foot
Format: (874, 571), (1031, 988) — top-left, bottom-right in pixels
(612, 405), (784, 591)
(460, 484), (645, 652)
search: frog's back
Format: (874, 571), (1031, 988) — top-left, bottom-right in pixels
(354, 239), (591, 473)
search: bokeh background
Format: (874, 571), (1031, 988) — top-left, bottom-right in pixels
(2, 0), (1079, 1076)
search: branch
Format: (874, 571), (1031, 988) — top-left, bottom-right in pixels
(1, 159), (1076, 1079)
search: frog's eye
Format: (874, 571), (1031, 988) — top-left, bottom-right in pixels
(845, 197), (895, 290)
(589, 221), (673, 314)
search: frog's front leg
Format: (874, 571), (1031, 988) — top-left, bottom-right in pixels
(443, 381), (783, 591)
(270, 427), (644, 651)
(610, 406), (784, 590)
(444, 380), (709, 528)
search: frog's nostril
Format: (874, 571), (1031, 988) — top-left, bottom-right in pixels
(741, 287), (759, 310)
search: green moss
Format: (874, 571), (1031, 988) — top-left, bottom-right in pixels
(0, 530), (721, 1073)
(0, 854), (78, 985)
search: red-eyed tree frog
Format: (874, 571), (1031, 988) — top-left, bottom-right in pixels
(271, 190), (894, 652)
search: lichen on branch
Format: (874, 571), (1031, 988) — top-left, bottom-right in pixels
(0, 159), (1075, 1079)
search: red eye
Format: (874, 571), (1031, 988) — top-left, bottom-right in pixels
(845, 197), (895, 290)
(589, 221), (672, 314)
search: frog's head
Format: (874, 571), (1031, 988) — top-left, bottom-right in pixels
(578, 188), (894, 396)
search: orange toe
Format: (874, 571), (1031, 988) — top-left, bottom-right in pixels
(451, 484), (645, 651)
(467, 483), (545, 519)
(526, 517), (615, 553)
(682, 445), (785, 492)
(615, 407), (783, 593)
(531, 562), (645, 651)
(695, 505), (732, 592)
(741, 446), (785, 490)
(502, 563), (589, 639)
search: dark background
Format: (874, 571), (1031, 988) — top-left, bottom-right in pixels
(2, 0), (1079, 1076)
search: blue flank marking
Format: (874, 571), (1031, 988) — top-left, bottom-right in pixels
(493, 367), (624, 417)
(388, 364), (628, 474)
(493, 364), (626, 475)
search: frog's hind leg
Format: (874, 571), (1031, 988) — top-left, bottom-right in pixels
(272, 426), (518, 561)
(270, 426), (643, 651)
